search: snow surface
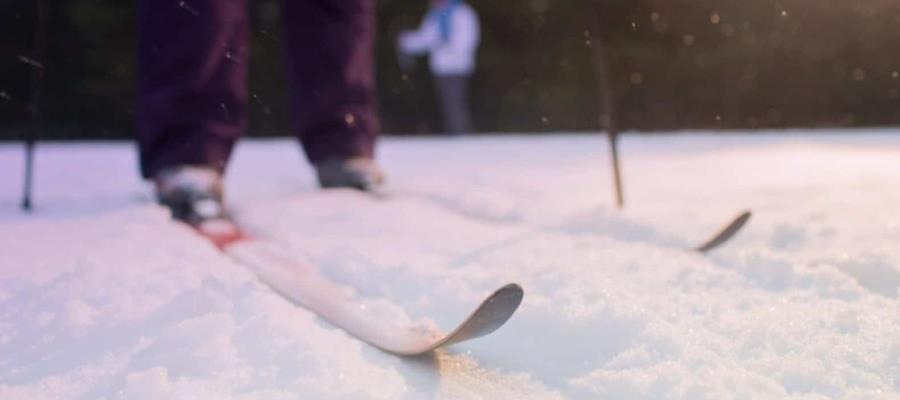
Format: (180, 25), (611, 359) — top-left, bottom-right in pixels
(2, 131), (900, 399)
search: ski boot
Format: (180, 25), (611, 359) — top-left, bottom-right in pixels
(315, 157), (385, 192)
(154, 166), (243, 248)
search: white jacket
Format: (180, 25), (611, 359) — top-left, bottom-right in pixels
(398, 2), (480, 76)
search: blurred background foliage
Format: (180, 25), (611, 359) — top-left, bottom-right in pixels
(2, 0), (900, 140)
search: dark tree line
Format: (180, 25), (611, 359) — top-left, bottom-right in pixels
(2, 0), (900, 140)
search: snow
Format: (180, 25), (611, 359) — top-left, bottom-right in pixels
(2, 131), (900, 399)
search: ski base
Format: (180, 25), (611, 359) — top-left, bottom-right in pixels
(181, 216), (523, 356)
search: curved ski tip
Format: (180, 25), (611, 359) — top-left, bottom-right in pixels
(487, 283), (525, 324)
(730, 209), (751, 223)
(492, 283), (525, 309)
(468, 282), (524, 336)
(732, 210), (753, 229)
(386, 283), (525, 356)
(694, 209), (753, 253)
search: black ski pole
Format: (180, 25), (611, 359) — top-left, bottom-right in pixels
(22, 0), (48, 212)
(608, 127), (624, 208)
(22, 137), (34, 211)
(588, 0), (624, 208)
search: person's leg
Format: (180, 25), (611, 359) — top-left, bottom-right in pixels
(281, 0), (379, 164)
(452, 75), (473, 134)
(434, 74), (472, 135)
(136, 0), (249, 179)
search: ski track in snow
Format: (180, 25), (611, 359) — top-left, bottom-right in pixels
(2, 132), (900, 399)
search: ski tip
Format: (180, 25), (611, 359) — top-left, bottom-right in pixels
(388, 283), (525, 356)
(492, 283), (525, 310)
(728, 210), (752, 229)
(498, 282), (524, 299)
(694, 209), (753, 253)
(439, 282), (524, 348)
(482, 282), (525, 326)
(731, 210), (753, 231)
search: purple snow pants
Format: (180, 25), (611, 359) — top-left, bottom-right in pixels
(136, 0), (378, 179)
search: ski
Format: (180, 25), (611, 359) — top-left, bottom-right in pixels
(189, 220), (523, 356)
(692, 210), (752, 253)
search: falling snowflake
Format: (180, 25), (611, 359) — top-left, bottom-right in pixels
(178, 1), (200, 16)
(18, 55), (43, 69)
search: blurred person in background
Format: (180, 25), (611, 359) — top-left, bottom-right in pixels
(397, 0), (480, 135)
(137, 1), (384, 239)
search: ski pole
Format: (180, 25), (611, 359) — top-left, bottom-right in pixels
(588, 0), (624, 208)
(608, 127), (624, 208)
(22, 0), (48, 212)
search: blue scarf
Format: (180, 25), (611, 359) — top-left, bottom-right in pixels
(428, 0), (461, 43)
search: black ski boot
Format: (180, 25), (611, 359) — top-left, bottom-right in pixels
(154, 166), (242, 247)
(315, 157), (385, 192)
